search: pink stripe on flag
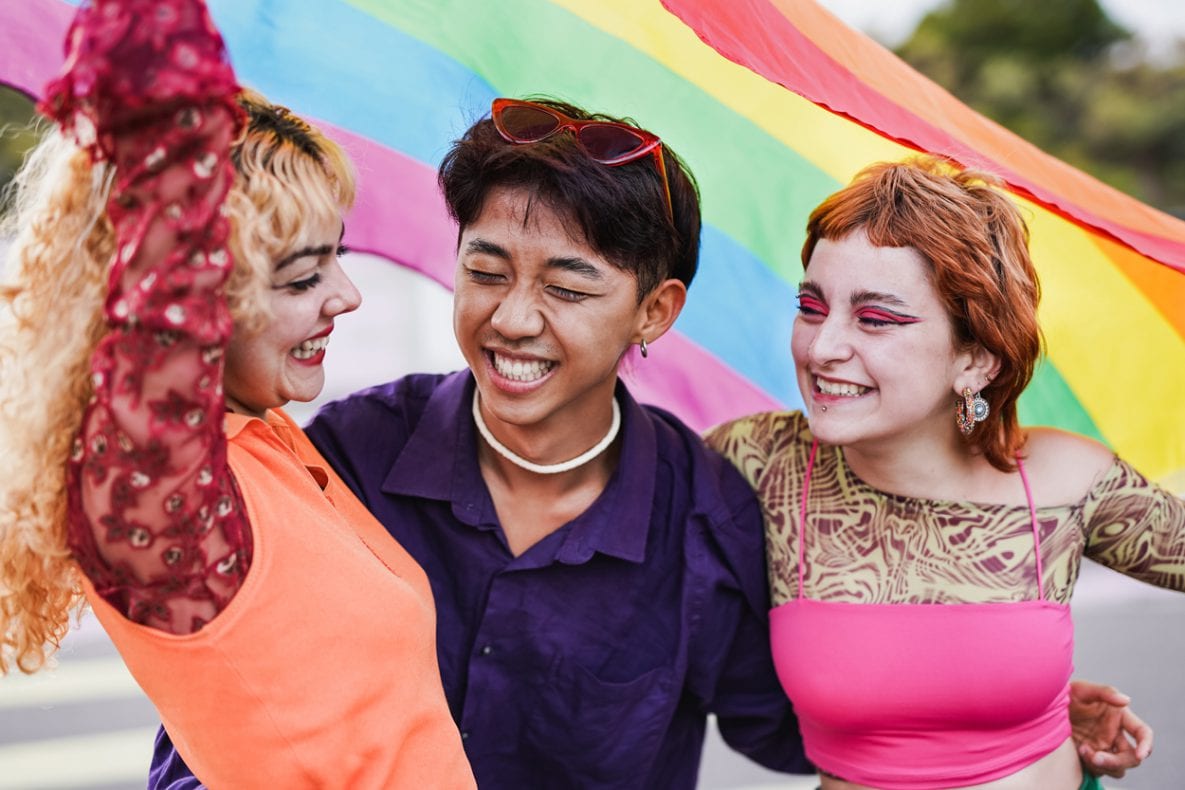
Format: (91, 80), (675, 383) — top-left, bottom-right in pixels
(0, 0), (73, 97)
(318, 121), (458, 289)
(623, 334), (783, 431)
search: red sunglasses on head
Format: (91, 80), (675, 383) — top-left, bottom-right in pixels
(491, 98), (674, 221)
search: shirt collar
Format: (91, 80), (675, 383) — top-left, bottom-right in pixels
(383, 370), (657, 564)
(224, 410), (256, 441)
(225, 408), (330, 488)
(224, 408), (291, 442)
(382, 370), (481, 503)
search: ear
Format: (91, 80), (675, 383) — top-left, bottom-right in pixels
(633, 278), (687, 347)
(953, 344), (1001, 395)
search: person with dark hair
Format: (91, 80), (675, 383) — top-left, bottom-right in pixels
(310, 96), (808, 787)
(706, 157), (1181, 790)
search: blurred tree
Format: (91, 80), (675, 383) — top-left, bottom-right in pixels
(896, 0), (1185, 217)
(0, 86), (41, 216)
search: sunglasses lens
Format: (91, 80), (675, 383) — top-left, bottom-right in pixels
(498, 104), (561, 142)
(576, 124), (647, 162)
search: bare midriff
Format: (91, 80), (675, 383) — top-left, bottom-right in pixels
(818, 738), (1082, 790)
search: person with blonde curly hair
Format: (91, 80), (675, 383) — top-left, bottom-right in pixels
(707, 157), (1185, 789)
(0, 0), (472, 787)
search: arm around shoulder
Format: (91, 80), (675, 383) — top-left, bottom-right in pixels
(704, 410), (801, 492)
(690, 456), (812, 773)
(1022, 428), (1117, 505)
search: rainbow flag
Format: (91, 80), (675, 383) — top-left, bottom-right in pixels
(4, 0), (1184, 485)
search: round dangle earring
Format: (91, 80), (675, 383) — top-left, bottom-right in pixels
(639, 338), (649, 358)
(956, 387), (990, 436)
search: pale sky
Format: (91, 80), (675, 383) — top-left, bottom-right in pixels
(817, 0), (1185, 58)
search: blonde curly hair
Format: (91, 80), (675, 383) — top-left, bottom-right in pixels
(0, 89), (355, 674)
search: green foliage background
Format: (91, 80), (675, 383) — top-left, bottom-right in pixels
(1, 0), (1182, 217)
(0, 88), (39, 213)
(896, 0), (1185, 217)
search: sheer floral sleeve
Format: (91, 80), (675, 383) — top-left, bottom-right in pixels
(1082, 457), (1185, 592)
(47, 0), (251, 634)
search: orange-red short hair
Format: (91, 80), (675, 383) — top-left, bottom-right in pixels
(802, 157), (1041, 471)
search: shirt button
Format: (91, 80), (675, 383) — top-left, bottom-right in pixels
(461, 730), (470, 741)
(480, 644), (493, 656)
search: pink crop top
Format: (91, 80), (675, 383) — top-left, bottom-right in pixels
(770, 441), (1073, 789)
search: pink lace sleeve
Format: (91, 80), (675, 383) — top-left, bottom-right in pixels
(48, 0), (252, 634)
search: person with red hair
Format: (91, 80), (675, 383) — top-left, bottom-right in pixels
(707, 158), (1184, 789)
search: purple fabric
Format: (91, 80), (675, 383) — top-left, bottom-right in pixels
(149, 371), (808, 788)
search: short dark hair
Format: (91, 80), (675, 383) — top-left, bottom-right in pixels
(438, 97), (701, 298)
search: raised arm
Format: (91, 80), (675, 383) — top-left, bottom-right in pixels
(49, 0), (250, 633)
(689, 454), (812, 774)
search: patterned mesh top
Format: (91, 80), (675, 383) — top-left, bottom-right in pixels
(705, 411), (1185, 608)
(706, 409), (1185, 786)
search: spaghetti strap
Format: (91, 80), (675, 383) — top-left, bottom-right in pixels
(1014, 456), (1046, 600)
(798, 440), (819, 600)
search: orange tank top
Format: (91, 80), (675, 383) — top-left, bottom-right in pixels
(81, 409), (475, 789)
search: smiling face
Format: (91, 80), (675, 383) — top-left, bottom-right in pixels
(792, 230), (987, 453)
(453, 186), (677, 459)
(224, 213), (360, 418)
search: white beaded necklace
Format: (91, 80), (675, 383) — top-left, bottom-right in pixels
(471, 391), (621, 475)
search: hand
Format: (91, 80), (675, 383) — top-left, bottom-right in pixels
(1068, 679), (1153, 778)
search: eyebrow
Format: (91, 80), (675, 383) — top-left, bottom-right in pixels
(547, 256), (603, 280)
(799, 281), (917, 312)
(275, 223), (346, 272)
(464, 238), (509, 259)
(464, 238), (604, 281)
(798, 281), (824, 299)
(849, 289), (911, 309)
(276, 243), (336, 271)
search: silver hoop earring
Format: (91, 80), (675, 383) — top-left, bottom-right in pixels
(639, 338), (649, 358)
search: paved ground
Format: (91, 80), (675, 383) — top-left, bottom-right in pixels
(1, 259), (1181, 788)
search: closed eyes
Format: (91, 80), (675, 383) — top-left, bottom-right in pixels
(854, 307), (922, 326)
(796, 293), (828, 316)
(796, 292), (920, 327)
(286, 272), (322, 292)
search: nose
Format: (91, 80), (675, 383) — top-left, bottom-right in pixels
(322, 259), (362, 317)
(805, 313), (853, 366)
(490, 283), (545, 339)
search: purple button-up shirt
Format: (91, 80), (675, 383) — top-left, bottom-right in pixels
(149, 371), (808, 788)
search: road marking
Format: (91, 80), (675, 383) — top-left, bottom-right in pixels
(0, 726), (157, 789)
(0, 656), (144, 709)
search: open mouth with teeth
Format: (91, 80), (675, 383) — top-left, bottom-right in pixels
(291, 335), (330, 361)
(815, 377), (870, 397)
(490, 351), (555, 383)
